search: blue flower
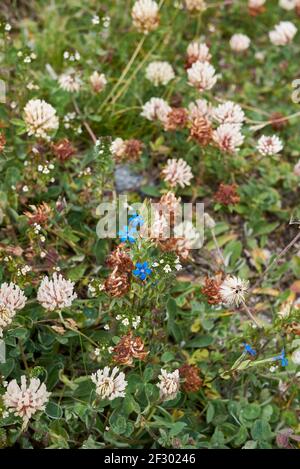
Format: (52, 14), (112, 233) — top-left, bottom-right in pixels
(243, 343), (256, 356)
(272, 348), (288, 367)
(129, 213), (144, 228)
(118, 225), (137, 243)
(133, 261), (152, 281)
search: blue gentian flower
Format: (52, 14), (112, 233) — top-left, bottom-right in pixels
(272, 348), (288, 367)
(129, 213), (144, 228)
(133, 261), (152, 281)
(118, 225), (137, 243)
(243, 343), (256, 356)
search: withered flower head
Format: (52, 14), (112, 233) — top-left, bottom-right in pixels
(106, 247), (134, 274)
(113, 331), (149, 365)
(124, 139), (143, 161)
(202, 277), (222, 305)
(189, 116), (213, 146)
(179, 364), (202, 393)
(0, 133), (6, 152)
(269, 112), (288, 131)
(52, 138), (76, 161)
(214, 183), (240, 206)
(164, 108), (188, 131)
(24, 202), (52, 225)
(104, 268), (130, 297)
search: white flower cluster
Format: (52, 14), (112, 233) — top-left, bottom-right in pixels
(24, 99), (59, 139)
(230, 34), (251, 52)
(187, 61), (218, 91)
(37, 273), (77, 311)
(0, 283), (27, 336)
(269, 21), (297, 46)
(91, 367), (127, 400)
(3, 375), (51, 427)
(257, 135), (283, 156)
(220, 276), (249, 307)
(131, 0), (160, 34)
(162, 158), (193, 188)
(141, 97), (171, 124)
(157, 369), (180, 401)
(58, 69), (82, 93)
(145, 61), (175, 86)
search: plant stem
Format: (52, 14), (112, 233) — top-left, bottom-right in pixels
(241, 300), (262, 329)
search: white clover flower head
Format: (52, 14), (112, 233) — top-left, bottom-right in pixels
(174, 220), (203, 249)
(204, 212), (216, 229)
(131, 0), (160, 34)
(220, 275), (249, 307)
(279, 0), (296, 11)
(187, 60), (218, 91)
(58, 69), (82, 93)
(89, 71), (107, 93)
(248, 0), (266, 7)
(229, 34), (251, 52)
(212, 101), (245, 125)
(162, 158), (193, 188)
(145, 61), (175, 86)
(0, 304), (16, 337)
(186, 41), (211, 63)
(157, 369), (180, 401)
(37, 273), (77, 311)
(185, 0), (207, 11)
(188, 98), (212, 120)
(141, 97), (172, 123)
(293, 159), (300, 176)
(269, 21), (297, 46)
(110, 138), (126, 158)
(24, 99), (59, 139)
(91, 366), (127, 400)
(257, 135), (283, 156)
(3, 375), (51, 427)
(213, 123), (244, 153)
(291, 349), (300, 365)
(0, 282), (27, 313)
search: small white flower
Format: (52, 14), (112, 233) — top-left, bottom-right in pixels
(4, 376), (50, 427)
(248, 0), (266, 7)
(230, 34), (251, 52)
(90, 71), (107, 93)
(279, 0), (296, 11)
(104, 324), (110, 330)
(185, 0), (206, 11)
(157, 369), (180, 401)
(145, 61), (175, 86)
(37, 273), (77, 311)
(131, 0), (160, 34)
(122, 318), (130, 326)
(212, 101), (245, 125)
(162, 158), (193, 188)
(24, 99), (59, 139)
(94, 348), (101, 356)
(91, 366), (127, 400)
(257, 135), (283, 156)
(220, 276), (249, 307)
(188, 98), (212, 120)
(0, 282), (27, 314)
(110, 138), (126, 158)
(186, 41), (211, 64)
(187, 60), (218, 91)
(269, 366), (277, 372)
(58, 69), (82, 93)
(163, 264), (172, 273)
(92, 15), (100, 24)
(141, 97), (171, 123)
(213, 123), (244, 153)
(291, 349), (300, 365)
(204, 212), (216, 229)
(269, 21), (297, 46)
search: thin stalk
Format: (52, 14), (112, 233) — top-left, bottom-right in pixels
(72, 97), (97, 144)
(241, 300), (262, 329)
